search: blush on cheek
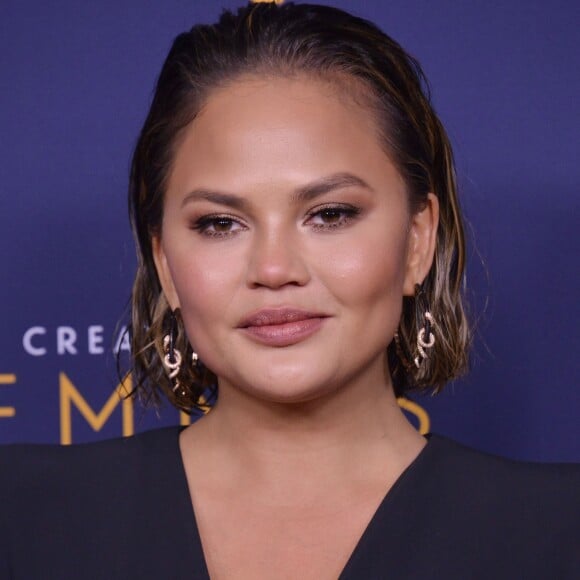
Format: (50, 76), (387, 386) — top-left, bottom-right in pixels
(326, 231), (407, 295)
(168, 259), (236, 346)
(168, 246), (236, 301)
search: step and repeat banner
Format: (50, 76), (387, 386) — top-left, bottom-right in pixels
(1, 0), (578, 461)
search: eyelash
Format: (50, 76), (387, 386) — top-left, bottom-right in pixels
(190, 204), (361, 238)
(306, 204), (361, 229)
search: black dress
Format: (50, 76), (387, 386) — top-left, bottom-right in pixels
(1, 426), (579, 579)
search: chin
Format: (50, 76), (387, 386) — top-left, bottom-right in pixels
(236, 371), (340, 406)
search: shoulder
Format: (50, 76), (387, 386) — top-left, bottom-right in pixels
(0, 426), (184, 524)
(0, 427), (199, 577)
(351, 434), (580, 579)
(426, 434), (580, 503)
(0, 426), (182, 491)
(0, 427), (185, 575)
(422, 434), (580, 574)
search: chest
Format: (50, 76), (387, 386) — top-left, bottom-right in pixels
(192, 493), (385, 579)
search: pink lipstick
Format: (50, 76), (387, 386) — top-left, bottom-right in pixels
(237, 308), (329, 347)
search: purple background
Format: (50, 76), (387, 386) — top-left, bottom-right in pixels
(1, 0), (578, 461)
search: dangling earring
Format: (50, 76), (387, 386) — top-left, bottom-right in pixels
(162, 310), (199, 396)
(413, 284), (436, 368)
(162, 310), (185, 395)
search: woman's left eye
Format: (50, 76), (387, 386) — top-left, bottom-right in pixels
(306, 205), (361, 229)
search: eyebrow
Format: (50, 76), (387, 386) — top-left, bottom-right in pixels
(180, 172), (374, 210)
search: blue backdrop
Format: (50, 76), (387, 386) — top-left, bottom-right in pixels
(1, 0), (578, 461)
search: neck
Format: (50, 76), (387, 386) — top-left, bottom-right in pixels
(181, 363), (425, 495)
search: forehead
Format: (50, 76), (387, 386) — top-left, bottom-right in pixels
(166, 74), (402, 197)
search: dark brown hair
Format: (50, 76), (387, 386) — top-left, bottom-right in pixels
(126, 1), (470, 412)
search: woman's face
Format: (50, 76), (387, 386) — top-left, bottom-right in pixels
(154, 75), (437, 403)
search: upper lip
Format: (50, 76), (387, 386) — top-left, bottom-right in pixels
(238, 308), (329, 328)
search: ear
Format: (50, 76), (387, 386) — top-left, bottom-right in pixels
(151, 235), (181, 310)
(403, 193), (439, 296)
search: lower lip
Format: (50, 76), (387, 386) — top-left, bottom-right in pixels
(240, 317), (327, 347)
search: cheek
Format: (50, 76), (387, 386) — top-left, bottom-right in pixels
(319, 225), (409, 310)
(164, 241), (243, 335)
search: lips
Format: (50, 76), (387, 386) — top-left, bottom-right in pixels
(237, 308), (329, 347)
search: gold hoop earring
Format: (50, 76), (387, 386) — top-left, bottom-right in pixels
(414, 311), (435, 368)
(162, 310), (184, 394)
(413, 284), (436, 368)
(394, 284), (437, 373)
(162, 310), (199, 396)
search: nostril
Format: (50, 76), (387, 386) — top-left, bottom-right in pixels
(245, 240), (310, 289)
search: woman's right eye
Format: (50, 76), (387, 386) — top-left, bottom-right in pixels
(191, 215), (245, 237)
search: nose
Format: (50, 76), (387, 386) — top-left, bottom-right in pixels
(245, 228), (310, 289)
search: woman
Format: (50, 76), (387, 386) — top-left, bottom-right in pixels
(2, 2), (578, 578)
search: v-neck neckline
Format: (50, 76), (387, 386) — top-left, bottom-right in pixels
(168, 426), (437, 579)
(172, 425), (212, 579)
